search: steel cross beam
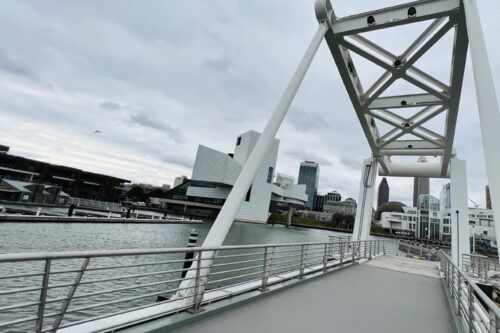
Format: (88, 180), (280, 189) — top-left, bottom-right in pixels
(315, 0), (467, 178)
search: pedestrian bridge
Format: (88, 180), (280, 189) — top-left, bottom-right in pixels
(0, 239), (498, 332)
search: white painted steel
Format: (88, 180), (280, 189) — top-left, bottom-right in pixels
(174, 23), (329, 302)
(378, 162), (449, 178)
(450, 159), (470, 267)
(352, 157), (378, 241)
(463, 0), (500, 263)
(316, 0), (468, 176)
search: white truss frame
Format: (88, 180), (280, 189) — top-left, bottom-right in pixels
(316, 0), (467, 177)
(174, 0), (500, 294)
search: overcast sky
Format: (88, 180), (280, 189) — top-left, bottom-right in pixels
(0, 0), (499, 208)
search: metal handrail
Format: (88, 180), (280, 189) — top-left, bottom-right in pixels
(462, 253), (500, 282)
(440, 250), (500, 332)
(0, 239), (396, 332)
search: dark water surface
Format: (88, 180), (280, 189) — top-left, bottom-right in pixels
(0, 219), (349, 253)
(0, 219), (355, 332)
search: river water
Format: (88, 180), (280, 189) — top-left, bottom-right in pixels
(0, 218), (351, 254)
(1, 218), (364, 331)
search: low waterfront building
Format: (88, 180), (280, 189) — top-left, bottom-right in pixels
(325, 191), (341, 202)
(0, 179), (70, 205)
(313, 194), (325, 212)
(377, 188), (496, 245)
(323, 198), (357, 215)
(173, 176), (188, 188)
(275, 173), (294, 187)
(0, 146), (129, 202)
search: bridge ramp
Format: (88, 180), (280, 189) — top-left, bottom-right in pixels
(168, 255), (455, 333)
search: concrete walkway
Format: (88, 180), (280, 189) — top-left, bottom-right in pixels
(170, 256), (455, 333)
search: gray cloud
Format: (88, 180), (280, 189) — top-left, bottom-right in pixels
(0, 48), (39, 82)
(99, 101), (121, 111)
(0, 0), (497, 200)
(204, 57), (232, 72)
(129, 113), (184, 143)
(340, 157), (361, 169)
(286, 106), (332, 132)
(284, 148), (333, 167)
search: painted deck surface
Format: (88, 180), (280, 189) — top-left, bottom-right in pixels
(169, 256), (455, 333)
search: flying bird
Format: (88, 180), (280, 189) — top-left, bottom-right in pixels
(94, 130), (101, 134)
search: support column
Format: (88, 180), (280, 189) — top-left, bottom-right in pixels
(450, 158), (470, 268)
(173, 22), (329, 302)
(352, 157), (378, 241)
(463, 0), (500, 261)
(286, 203), (293, 227)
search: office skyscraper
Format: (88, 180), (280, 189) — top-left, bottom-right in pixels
(486, 185), (492, 209)
(298, 161), (319, 210)
(377, 177), (389, 208)
(413, 156), (430, 207)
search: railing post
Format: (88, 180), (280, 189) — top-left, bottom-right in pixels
(52, 257), (90, 331)
(451, 265), (455, 300)
(340, 242), (344, 264)
(189, 251), (205, 313)
(369, 241), (372, 259)
(363, 241), (367, 258)
(323, 243), (328, 271)
(36, 259), (51, 333)
(299, 245), (307, 279)
(457, 274), (462, 316)
(260, 247), (273, 291)
(382, 241), (386, 255)
(489, 308), (498, 333)
(468, 283), (474, 333)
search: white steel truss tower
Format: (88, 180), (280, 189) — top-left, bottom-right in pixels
(175, 0), (500, 304)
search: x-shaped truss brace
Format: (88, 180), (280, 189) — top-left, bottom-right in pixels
(315, 0), (468, 177)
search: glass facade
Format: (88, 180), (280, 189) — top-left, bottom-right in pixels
(298, 162), (319, 210)
(417, 194), (440, 239)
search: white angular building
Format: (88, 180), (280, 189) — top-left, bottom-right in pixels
(188, 130), (307, 223)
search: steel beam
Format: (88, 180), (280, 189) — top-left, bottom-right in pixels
(368, 93), (443, 109)
(352, 157), (378, 241)
(440, 10), (468, 177)
(333, 0), (460, 36)
(174, 22), (329, 303)
(450, 159), (470, 267)
(463, 0), (500, 262)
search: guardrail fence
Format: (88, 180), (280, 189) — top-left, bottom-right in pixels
(68, 197), (122, 211)
(440, 250), (500, 332)
(462, 253), (500, 283)
(0, 239), (396, 332)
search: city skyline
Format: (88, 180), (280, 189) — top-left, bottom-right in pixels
(0, 1), (498, 207)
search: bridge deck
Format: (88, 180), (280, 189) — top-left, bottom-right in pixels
(165, 256), (455, 333)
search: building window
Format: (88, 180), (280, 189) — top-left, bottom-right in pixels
(443, 226), (450, 233)
(236, 137), (242, 146)
(267, 167), (273, 184)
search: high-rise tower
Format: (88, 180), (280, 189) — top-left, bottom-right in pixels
(486, 185), (492, 209)
(413, 156), (430, 207)
(298, 161), (319, 210)
(377, 177), (389, 208)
